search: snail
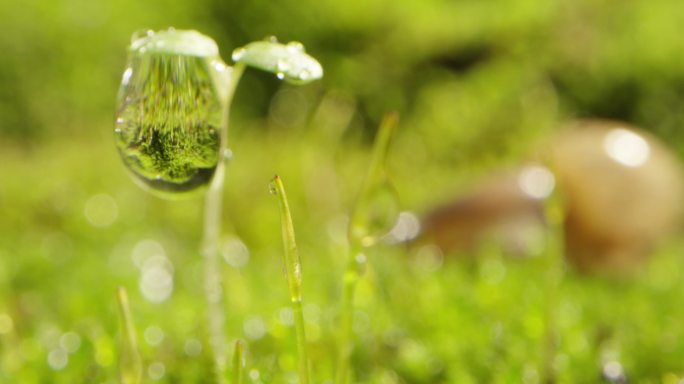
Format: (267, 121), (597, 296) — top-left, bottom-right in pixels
(418, 120), (684, 273)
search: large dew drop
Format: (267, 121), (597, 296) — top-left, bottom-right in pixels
(115, 29), (229, 199)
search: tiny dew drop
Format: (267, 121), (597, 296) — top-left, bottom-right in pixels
(276, 72), (285, 80)
(350, 178), (400, 246)
(268, 181), (278, 195)
(231, 47), (246, 62)
(285, 41), (304, 53)
(264, 35), (278, 43)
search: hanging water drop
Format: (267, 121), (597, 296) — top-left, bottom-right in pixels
(114, 29), (226, 199)
(276, 72), (285, 80)
(268, 181), (278, 195)
(286, 41), (304, 53)
(265, 35), (278, 43)
(231, 47), (246, 62)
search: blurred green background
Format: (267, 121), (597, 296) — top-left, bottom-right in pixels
(2, 0), (684, 382)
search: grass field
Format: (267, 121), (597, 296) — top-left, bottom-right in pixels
(2, 0), (684, 382)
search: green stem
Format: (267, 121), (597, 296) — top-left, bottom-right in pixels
(541, 185), (565, 384)
(201, 62), (245, 384)
(337, 112), (397, 384)
(232, 340), (245, 384)
(116, 287), (143, 384)
(271, 175), (311, 384)
(334, 242), (364, 384)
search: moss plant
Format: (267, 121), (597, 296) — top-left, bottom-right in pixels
(270, 175), (311, 384)
(116, 287), (143, 384)
(114, 29), (322, 383)
(336, 113), (400, 384)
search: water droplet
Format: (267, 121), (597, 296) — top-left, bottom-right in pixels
(298, 69), (311, 81)
(276, 72), (285, 80)
(350, 179), (400, 246)
(269, 182), (278, 195)
(222, 148), (233, 161)
(231, 47), (246, 62)
(264, 35), (278, 43)
(115, 48), (223, 199)
(121, 67), (133, 86)
(286, 41), (304, 53)
(276, 59), (291, 73)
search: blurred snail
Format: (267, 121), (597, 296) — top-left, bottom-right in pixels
(417, 120), (684, 273)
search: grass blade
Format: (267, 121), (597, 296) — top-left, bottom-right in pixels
(116, 287), (143, 384)
(232, 340), (245, 384)
(270, 175), (311, 384)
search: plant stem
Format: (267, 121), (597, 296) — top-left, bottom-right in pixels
(201, 62), (245, 384)
(334, 242), (364, 384)
(116, 287), (143, 384)
(336, 112), (397, 384)
(232, 340), (245, 384)
(271, 175), (311, 384)
(541, 184), (565, 384)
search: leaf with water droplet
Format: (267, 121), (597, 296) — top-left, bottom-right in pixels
(231, 39), (323, 84)
(115, 29), (230, 199)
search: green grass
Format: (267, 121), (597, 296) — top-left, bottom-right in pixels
(2, 127), (684, 383)
(2, 0), (684, 381)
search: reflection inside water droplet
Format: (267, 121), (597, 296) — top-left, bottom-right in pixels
(115, 49), (223, 198)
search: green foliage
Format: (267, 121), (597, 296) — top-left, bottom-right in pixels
(1, 0), (684, 382)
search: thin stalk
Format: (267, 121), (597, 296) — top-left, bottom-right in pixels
(336, 112), (397, 384)
(116, 287), (143, 384)
(541, 183), (565, 384)
(271, 175), (311, 384)
(334, 242), (364, 384)
(232, 340), (245, 384)
(201, 62), (246, 384)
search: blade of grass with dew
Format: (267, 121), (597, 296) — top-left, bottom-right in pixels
(232, 340), (245, 384)
(116, 287), (143, 384)
(270, 175), (311, 384)
(336, 112), (399, 384)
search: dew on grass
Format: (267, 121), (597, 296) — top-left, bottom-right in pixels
(350, 180), (401, 247)
(115, 29), (229, 199)
(231, 39), (323, 85)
